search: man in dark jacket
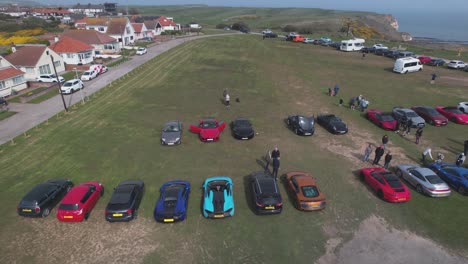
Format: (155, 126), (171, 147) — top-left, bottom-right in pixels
(384, 151), (393, 169)
(373, 146), (385, 165)
(404, 118), (413, 136)
(272, 158), (280, 180)
(382, 135), (389, 147)
(464, 140), (468, 156)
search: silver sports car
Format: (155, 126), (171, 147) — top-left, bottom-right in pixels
(161, 120), (182, 146)
(396, 164), (451, 197)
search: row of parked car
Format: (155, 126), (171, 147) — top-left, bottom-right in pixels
(17, 170), (327, 223)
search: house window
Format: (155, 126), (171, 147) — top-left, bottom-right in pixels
(98, 27), (105, 31)
(126, 26), (131, 34)
(88, 27), (95, 30)
(13, 75), (24, 84)
(84, 51), (92, 59)
(0, 80), (5, 89)
(104, 44), (115, 50)
(39, 64), (51, 74)
(130, 36), (134, 40)
(25, 67), (34, 74)
(54, 60), (61, 68)
(67, 54), (74, 59)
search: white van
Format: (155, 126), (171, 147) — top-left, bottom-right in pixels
(393, 57), (423, 74)
(340, 38), (365, 51)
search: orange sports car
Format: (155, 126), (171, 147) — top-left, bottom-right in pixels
(292, 35), (305, 42)
(285, 171), (326, 211)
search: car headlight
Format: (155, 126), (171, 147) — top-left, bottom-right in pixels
(162, 138), (166, 142)
(175, 138), (180, 141)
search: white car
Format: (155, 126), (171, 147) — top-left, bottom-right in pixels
(372, 44), (388, 50)
(447, 60), (466, 69)
(262, 29), (272, 34)
(37, 74), (65, 83)
(89, 64), (108, 75)
(136, 47), (147, 55)
(303, 38), (315, 44)
(458, 102), (468, 113)
(61, 79), (84, 94)
(80, 70), (98, 81)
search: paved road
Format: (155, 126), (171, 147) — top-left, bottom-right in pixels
(0, 34), (237, 145)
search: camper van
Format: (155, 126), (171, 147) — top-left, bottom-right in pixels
(393, 57), (423, 74)
(340, 38), (365, 51)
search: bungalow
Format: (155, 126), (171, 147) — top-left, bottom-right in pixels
(155, 16), (180, 35)
(49, 37), (95, 65)
(75, 17), (135, 47)
(4, 45), (65, 81)
(0, 56), (27, 97)
(61, 29), (121, 55)
(131, 23), (153, 40)
(143, 20), (158, 36)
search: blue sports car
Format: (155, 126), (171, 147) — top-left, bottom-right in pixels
(154, 181), (190, 223)
(428, 163), (468, 194)
(202, 176), (234, 219)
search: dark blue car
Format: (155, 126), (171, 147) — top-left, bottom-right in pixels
(154, 181), (190, 223)
(428, 163), (468, 194)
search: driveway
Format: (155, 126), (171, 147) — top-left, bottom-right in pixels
(0, 34), (237, 145)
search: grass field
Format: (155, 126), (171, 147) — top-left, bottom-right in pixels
(0, 110), (15, 121)
(0, 35), (467, 263)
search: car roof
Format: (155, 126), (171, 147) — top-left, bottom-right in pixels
(109, 185), (135, 204)
(164, 120), (181, 126)
(61, 184), (94, 204)
(289, 172), (316, 186)
(22, 183), (57, 202)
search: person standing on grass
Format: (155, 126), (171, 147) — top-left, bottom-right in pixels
(415, 127), (423, 144)
(382, 135), (389, 148)
(456, 153), (465, 167)
(464, 140), (468, 156)
(363, 144), (373, 162)
(384, 151), (393, 169)
(373, 145), (385, 165)
(405, 118), (413, 136)
(223, 88), (228, 98)
(225, 92), (230, 107)
(349, 97), (357, 110)
(272, 157), (280, 181)
(333, 84), (339, 96)
(339, 98), (344, 107)
(422, 147), (433, 164)
(431, 73), (437, 84)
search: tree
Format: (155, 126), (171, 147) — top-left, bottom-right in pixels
(341, 17), (358, 37)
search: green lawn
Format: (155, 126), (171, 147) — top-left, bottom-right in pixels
(27, 89), (60, 104)
(0, 110), (16, 121)
(0, 35), (467, 263)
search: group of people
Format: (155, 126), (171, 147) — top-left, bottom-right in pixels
(395, 117), (425, 145)
(328, 84), (340, 97)
(265, 146), (281, 180)
(348, 95), (369, 112)
(363, 135), (392, 169)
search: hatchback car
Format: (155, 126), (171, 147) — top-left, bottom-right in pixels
(105, 180), (144, 222)
(17, 179), (73, 217)
(411, 106), (448, 126)
(447, 60), (466, 69)
(427, 58), (446, 67)
(136, 47), (147, 55)
(57, 181), (104, 222)
(161, 120), (183, 145)
(249, 171), (283, 214)
(80, 70), (98, 81)
(285, 171), (326, 211)
(418, 56), (432, 64)
(37, 74), (65, 83)
(61, 79), (84, 94)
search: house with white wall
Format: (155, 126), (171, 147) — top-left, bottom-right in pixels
(131, 23), (153, 40)
(155, 16), (180, 35)
(74, 17), (135, 47)
(4, 45), (65, 81)
(61, 29), (121, 55)
(0, 56), (27, 97)
(49, 36), (95, 65)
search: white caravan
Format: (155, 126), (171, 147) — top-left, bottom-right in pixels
(340, 38), (365, 51)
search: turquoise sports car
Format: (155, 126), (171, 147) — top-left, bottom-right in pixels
(202, 176), (234, 219)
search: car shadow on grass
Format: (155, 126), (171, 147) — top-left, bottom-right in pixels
(242, 174), (256, 214)
(279, 174), (297, 208)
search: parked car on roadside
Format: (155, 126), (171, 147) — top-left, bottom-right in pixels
(36, 74), (65, 83)
(366, 109), (397, 130)
(90, 64), (108, 74)
(396, 51), (415, 59)
(418, 56), (432, 64)
(427, 58), (446, 67)
(372, 44), (388, 50)
(428, 163), (468, 194)
(302, 38), (315, 44)
(361, 167), (411, 203)
(61, 79), (84, 94)
(361, 47), (375, 53)
(385, 50), (400, 59)
(374, 48), (389, 56)
(80, 70), (98, 81)
(17, 179), (73, 217)
(435, 106), (468, 124)
(261, 29), (272, 34)
(136, 47), (147, 55)
(447, 60), (466, 69)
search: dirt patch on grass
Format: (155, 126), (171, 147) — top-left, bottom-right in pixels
(316, 215), (468, 264)
(4, 214), (159, 264)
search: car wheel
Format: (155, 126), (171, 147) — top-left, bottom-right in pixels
(416, 185), (423, 193)
(460, 108), (465, 113)
(404, 70), (408, 74)
(377, 190), (384, 199)
(459, 186), (466, 195)
(396, 169), (403, 178)
(84, 212), (90, 221)
(42, 208), (50, 217)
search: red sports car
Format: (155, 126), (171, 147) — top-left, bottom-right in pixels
(57, 181), (104, 222)
(418, 56), (432, 64)
(411, 106), (448, 126)
(189, 118), (226, 142)
(361, 167), (411, 203)
(366, 109), (397, 130)
(435, 106), (468, 124)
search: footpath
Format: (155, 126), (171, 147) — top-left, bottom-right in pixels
(0, 34), (236, 145)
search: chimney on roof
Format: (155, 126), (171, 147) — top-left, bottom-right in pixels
(54, 36), (59, 43)
(11, 45), (16, 53)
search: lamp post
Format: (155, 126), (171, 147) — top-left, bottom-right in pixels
(48, 51), (67, 112)
(73, 67), (85, 104)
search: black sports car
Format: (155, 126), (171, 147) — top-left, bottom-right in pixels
(17, 179), (73, 217)
(231, 117), (255, 140)
(264, 32), (278, 38)
(105, 180), (145, 222)
(316, 114), (348, 134)
(249, 171), (283, 214)
(286, 115), (315, 136)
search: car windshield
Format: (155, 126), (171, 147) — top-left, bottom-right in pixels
(425, 108), (440, 115)
(406, 111), (418, 117)
(379, 114), (394, 122)
(445, 108), (463, 114)
(235, 119), (251, 127)
(298, 116), (314, 129)
(208, 180), (228, 191)
(425, 175), (444, 184)
(381, 172), (403, 188)
(59, 203), (79, 210)
(163, 124), (180, 132)
(301, 186), (319, 198)
(138, 48), (145, 51)
(83, 72), (91, 76)
(63, 82), (73, 87)
(201, 120), (217, 128)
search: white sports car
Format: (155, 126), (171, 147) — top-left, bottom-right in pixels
(458, 102), (468, 113)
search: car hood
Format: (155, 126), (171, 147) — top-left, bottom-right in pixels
(200, 128), (220, 139)
(331, 122), (347, 131)
(233, 127), (254, 137)
(161, 131), (181, 142)
(410, 116), (425, 124)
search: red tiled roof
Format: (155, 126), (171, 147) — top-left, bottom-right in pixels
(157, 16), (177, 27)
(0, 67), (25, 81)
(4, 46), (47, 67)
(61, 30), (116, 44)
(106, 18), (128, 35)
(131, 23), (143, 33)
(49, 36), (94, 53)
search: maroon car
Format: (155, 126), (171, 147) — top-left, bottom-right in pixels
(367, 109), (397, 130)
(411, 106), (448, 126)
(418, 56), (432, 64)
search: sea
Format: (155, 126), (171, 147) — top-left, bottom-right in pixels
(365, 8), (466, 44)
